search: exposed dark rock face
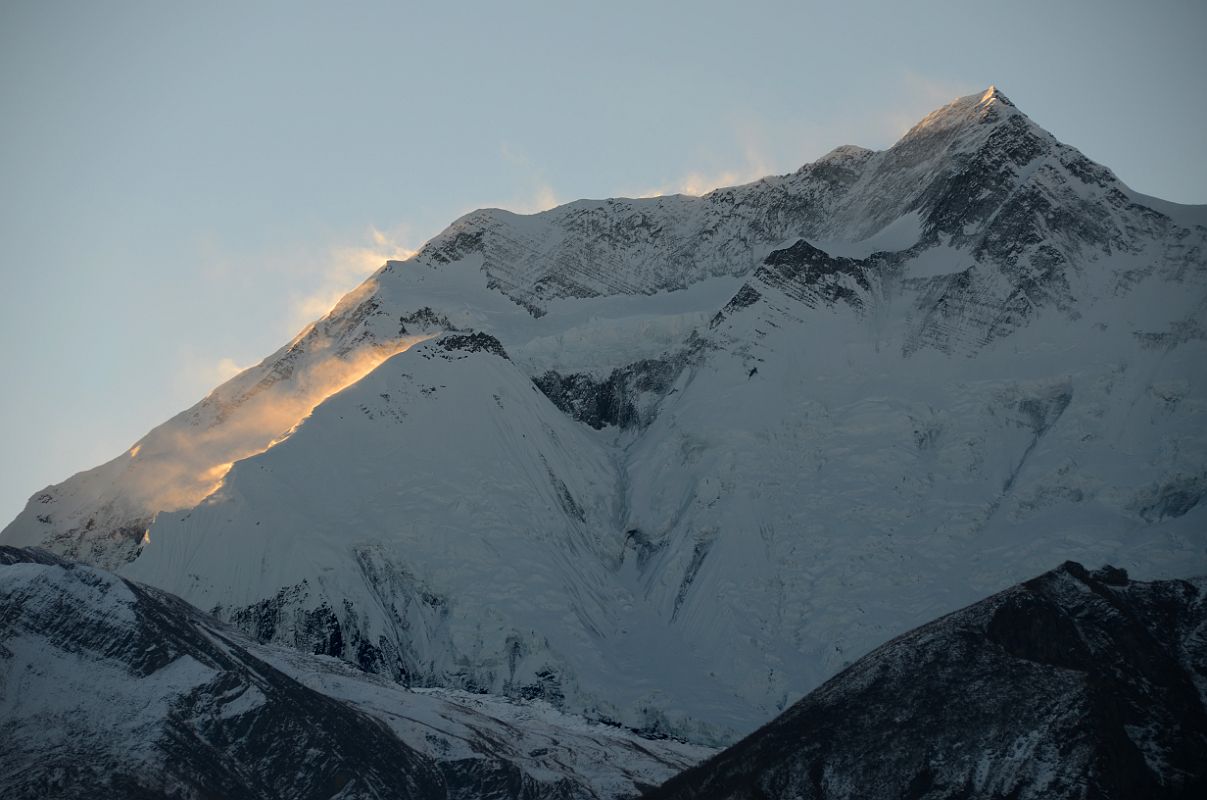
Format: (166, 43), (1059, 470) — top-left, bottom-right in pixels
(756, 239), (876, 311)
(710, 284), (763, 328)
(644, 562), (1207, 800)
(707, 239), (894, 347)
(439, 332), (510, 359)
(535, 348), (697, 429)
(218, 581), (416, 681)
(39, 515), (151, 568)
(0, 547), (445, 800)
(399, 306), (457, 335)
(0, 547), (706, 800)
(417, 230), (485, 267)
(215, 547), (460, 691)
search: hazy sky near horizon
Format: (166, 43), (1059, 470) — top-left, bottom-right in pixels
(1, 0), (1205, 524)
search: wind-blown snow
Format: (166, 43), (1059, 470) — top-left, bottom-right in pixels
(5, 86), (1206, 745)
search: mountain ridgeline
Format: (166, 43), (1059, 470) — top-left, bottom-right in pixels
(0, 546), (710, 799)
(3, 86), (1205, 757)
(4, 551), (1204, 799)
(644, 562), (1207, 799)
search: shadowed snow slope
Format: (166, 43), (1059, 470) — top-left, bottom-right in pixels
(643, 562), (1207, 800)
(4, 87), (1207, 744)
(0, 547), (710, 800)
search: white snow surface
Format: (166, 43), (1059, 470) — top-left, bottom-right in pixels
(0, 557), (711, 797)
(254, 644), (713, 797)
(6, 87), (1207, 745)
(0, 561), (217, 790)
(812, 210), (925, 259)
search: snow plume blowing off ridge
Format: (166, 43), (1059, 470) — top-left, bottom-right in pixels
(2, 271), (440, 568)
(4, 86), (1207, 746)
(125, 334), (435, 510)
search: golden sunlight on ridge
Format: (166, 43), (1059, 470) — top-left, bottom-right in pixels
(127, 333), (436, 517)
(288, 227), (417, 335)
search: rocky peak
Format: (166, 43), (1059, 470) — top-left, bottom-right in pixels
(809, 144), (877, 169)
(907, 85), (1021, 136)
(644, 563), (1207, 799)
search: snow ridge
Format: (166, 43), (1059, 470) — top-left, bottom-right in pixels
(4, 87), (1206, 745)
(0, 546), (710, 799)
(645, 562), (1207, 800)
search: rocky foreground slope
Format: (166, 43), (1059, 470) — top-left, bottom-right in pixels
(0, 546), (708, 800)
(645, 562), (1207, 800)
(5, 547), (1203, 799)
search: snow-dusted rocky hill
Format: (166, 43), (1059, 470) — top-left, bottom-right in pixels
(643, 562), (1207, 800)
(4, 87), (1206, 744)
(0, 547), (709, 799)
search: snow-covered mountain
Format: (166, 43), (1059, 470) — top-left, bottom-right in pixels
(4, 87), (1205, 744)
(0, 546), (709, 799)
(643, 562), (1207, 799)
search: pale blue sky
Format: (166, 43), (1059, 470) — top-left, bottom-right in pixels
(2, 0), (1205, 523)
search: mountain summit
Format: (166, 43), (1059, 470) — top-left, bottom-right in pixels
(4, 88), (1205, 744)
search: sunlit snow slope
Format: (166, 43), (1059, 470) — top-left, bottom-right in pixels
(5, 87), (1206, 744)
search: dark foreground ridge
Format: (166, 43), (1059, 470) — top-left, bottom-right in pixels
(0, 546), (698, 800)
(0, 546), (445, 800)
(644, 562), (1207, 800)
